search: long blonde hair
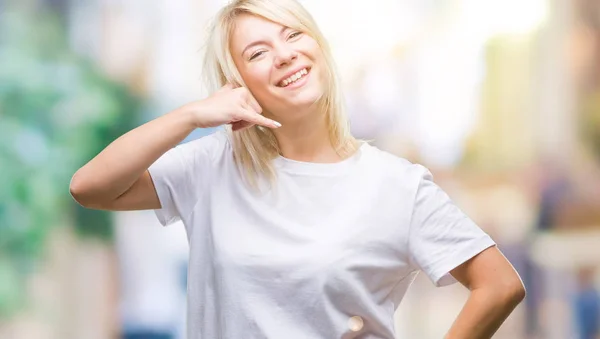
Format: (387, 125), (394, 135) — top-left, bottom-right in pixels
(202, 0), (357, 188)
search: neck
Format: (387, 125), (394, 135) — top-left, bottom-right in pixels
(271, 111), (340, 163)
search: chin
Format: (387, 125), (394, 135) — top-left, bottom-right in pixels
(260, 79), (326, 116)
(293, 87), (324, 106)
(275, 82), (324, 107)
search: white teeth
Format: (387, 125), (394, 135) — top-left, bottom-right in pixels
(279, 68), (309, 87)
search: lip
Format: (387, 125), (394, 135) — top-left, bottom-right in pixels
(275, 66), (311, 87)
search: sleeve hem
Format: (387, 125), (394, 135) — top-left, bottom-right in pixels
(429, 235), (497, 287)
(147, 166), (177, 227)
(406, 164), (429, 269)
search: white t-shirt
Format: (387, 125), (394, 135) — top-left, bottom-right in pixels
(148, 129), (495, 339)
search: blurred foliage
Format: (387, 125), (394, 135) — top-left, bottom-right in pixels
(0, 4), (141, 317)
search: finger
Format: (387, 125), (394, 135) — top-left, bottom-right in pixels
(240, 108), (281, 129)
(240, 100), (263, 119)
(244, 91), (262, 114)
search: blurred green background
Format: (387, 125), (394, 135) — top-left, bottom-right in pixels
(0, 1), (140, 319)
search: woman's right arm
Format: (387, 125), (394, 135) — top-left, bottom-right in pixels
(69, 85), (279, 211)
(69, 107), (196, 210)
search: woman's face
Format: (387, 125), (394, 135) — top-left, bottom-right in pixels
(230, 14), (326, 121)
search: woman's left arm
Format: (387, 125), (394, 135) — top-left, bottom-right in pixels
(444, 246), (526, 339)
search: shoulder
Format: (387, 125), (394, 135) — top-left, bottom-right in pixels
(181, 128), (229, 149)
(360, 142), (429, 181)
(176, 128), (231, 162)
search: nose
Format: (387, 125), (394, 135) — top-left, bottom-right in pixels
(274, 45), (298, 69)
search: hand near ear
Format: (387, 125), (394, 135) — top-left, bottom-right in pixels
(183, 83), (280, 131)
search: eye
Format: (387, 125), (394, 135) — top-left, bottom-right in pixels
(249, 50), (265, 61)
(288, 31), (302, 40)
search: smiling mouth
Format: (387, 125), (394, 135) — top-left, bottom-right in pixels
(277, 68), (310, 87)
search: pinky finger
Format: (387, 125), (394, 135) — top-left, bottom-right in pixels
(243, 110), (281, 129)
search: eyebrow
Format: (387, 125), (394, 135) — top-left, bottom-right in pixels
(241, 26), (288, 57)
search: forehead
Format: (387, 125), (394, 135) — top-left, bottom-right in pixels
(230, 14), (288, 52)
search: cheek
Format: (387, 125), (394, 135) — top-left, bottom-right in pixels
(242, 67), (272, 98)
(241, 67), (277, 105)
(243, 64), (270, 88)
(302, 42), (327, 84)
(303, 38), (322, 59)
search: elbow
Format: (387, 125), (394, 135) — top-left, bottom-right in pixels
(69, 171), (99, 208)
(69, 172), (88, 206)
(498, 278), (526, 307)
(511, 281), (527, 305)
(475, 277), (526, 309)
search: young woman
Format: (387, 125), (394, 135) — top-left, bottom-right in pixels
(70, 0), (526, 338)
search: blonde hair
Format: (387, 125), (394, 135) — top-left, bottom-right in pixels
(202, 0), (357, 188)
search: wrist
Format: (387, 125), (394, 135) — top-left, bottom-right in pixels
(177, 102), (203, 129)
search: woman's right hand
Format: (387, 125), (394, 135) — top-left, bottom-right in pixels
(185, 84), (281, 131)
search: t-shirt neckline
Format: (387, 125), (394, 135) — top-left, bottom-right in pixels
(273, 142), (368, 176)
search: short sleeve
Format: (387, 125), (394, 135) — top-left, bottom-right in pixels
(408, 165), (496, 287)
(147, 131), (225, 226)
